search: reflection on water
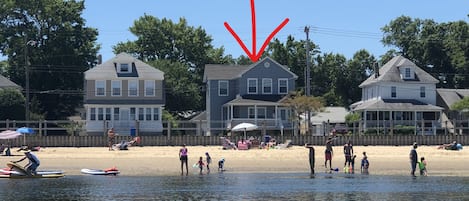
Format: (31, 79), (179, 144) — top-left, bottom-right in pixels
(0, 173), (468, 200)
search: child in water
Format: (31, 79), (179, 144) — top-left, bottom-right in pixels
(205, 152), (212, 173)
(418, 157), (427, 176)
(197, 156), (205, 174)
(218, 158), (225, 171)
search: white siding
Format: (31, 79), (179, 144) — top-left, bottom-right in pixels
(375, 82), (436, 104)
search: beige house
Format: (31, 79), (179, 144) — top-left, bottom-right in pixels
(84, 53), (165, 135)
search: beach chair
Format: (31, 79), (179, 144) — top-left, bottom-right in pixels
(276, 139), (292, 149)
(220, 137), (237, 150)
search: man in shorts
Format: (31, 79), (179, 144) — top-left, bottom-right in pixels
(325, 137), (333, 172)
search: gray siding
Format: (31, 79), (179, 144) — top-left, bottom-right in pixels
(85, 80), (164, 104)
(208, 79), (237, 123)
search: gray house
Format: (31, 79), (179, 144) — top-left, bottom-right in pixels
(203, 57), (298, 136)
(350, 55), (443, 134)
(84, 53), (165, 135)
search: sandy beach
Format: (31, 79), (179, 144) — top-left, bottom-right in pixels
(1, 145), (467, 176)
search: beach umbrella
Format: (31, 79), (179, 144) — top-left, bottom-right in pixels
(16, 127), (34, 145)
(0, 130), (22, 140)
(232, 123), (258, 139)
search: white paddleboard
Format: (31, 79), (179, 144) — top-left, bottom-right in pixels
(81, 168), (120, 175)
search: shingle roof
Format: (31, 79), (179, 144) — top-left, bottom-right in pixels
(353, 99), (443, 111)
(85, 53), (164, 80)
(203, 57), (297, 82)
(359, 55), (439, 87)
(0, 75), (21, 89)
(437, 88), (469, 108)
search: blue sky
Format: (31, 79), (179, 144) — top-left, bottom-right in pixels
(83, 0), (468, 61)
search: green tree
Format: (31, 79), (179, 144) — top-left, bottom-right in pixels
(0, 88), (25, 120)
(0, 0), (99, 120)
(113, 15), (217, 112)
(451, 96), (469, 111)
(147, 59), (202, 113)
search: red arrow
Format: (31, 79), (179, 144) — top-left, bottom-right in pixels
(224, 0), (289, 62)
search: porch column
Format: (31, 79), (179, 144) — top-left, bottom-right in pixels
(364, 110), (367, 130)
(414, 111), (417, 135)
(254, 105), (258, 125)
(275, 105), (278, 127)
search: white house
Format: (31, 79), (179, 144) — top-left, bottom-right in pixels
(84, 53), (165, 135)
(350, 55), (443, 134)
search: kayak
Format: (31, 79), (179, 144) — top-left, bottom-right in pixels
(81, 168), (120, 175)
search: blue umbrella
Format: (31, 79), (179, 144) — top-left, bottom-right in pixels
(16, 127), (34, 145)
(16, 127), (34, 134)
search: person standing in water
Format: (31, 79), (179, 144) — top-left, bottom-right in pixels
(179, 144), (188, 176)
(325, 137), (333, 172)
(205, 152), (212, 173)
(409, 142), (418, 177)
(305, 144), (315, 175)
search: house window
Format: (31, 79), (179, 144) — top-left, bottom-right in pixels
(95, 80), (105, 96)
(420, 86), (426, 98)
(391, 86), (397, 98)
(279, 108), (287, 121)
(219, 80), (228, 96)
(90, 108), (96, 121)
(128, 80), (138, 96)
(262, 78), (272, 94)
(138, 108), (144, 120)
(146, 108), (152, 120)
(105, 108), (111, 120)
(130, 108), (136, 120)
(144, 80), (155, 96)
(111, 80), (121, 96)
(248, 107), (255, 119)
(247, 78), (257, 94)
(119, 63), (129, 73)
(98, 108), (104, 120)
(278, 79), (288, 94)
(113, 108), (120, 121)
(405, 68), (411, 78)
(153, 108), (160, 120)
(257, 107), (266, 119)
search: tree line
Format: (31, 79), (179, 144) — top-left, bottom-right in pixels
(0, 1), (468, 121)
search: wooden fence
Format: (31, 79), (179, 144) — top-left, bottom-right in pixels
(3, 135), (468, 148)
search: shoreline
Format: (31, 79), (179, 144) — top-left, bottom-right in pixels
(1, 145), (467, 177)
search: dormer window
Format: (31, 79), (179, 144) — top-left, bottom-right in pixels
(400, 66), (415, 80)
(404, 68), (411, 78)
(119, 63), (130, 73)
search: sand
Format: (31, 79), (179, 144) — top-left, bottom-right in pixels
(1, 145), (467, 176)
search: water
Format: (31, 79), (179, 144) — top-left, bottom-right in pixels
(0, 173), (468, 201)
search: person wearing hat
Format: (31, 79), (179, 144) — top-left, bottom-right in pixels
(12, 151), (40, 176)
(409, 142), (418, 177)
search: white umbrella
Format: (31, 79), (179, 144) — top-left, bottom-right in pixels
(232, 123), (258, 139)
(0, 130), (22, 140)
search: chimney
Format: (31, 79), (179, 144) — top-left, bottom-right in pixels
(97, 54), (102, 64)
(374, 62), (380, 78)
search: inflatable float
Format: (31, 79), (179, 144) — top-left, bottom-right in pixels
(81, 167), (120, 175)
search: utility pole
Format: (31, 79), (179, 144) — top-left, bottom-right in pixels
(24, 38), (36, 125)
(304, 26), (311, 135)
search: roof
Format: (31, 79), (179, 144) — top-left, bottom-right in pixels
(85, 53), (164, 80)
(223, 96), (283, 106)
(189, 111), (206, 122)
(203, 57), (297, 82)
(359, 55), (439, 87)
(352, 99), (443, 111)
(0, 75), (21, 89)
(310, 107), (349, 124)
(437, 88), (469, 109)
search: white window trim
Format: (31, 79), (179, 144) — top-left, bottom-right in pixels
(218, 80), (229, 96)
(391, 86), (397, 98)
(95, 80), (106, 96)
(420, 86), (426, 98)
(111, 80), (122, 97)
(248, 107), (255, 119)
(144, 80), (155, 97)
(404, 68), (411, 78)
(247, 78), (258, 94)
(119, 63), (130, 73)
(257, 107), (267, 119)
(262, 78), (272, 94)
(278, 78), (288, 94)
(128, 80), (139, 97)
